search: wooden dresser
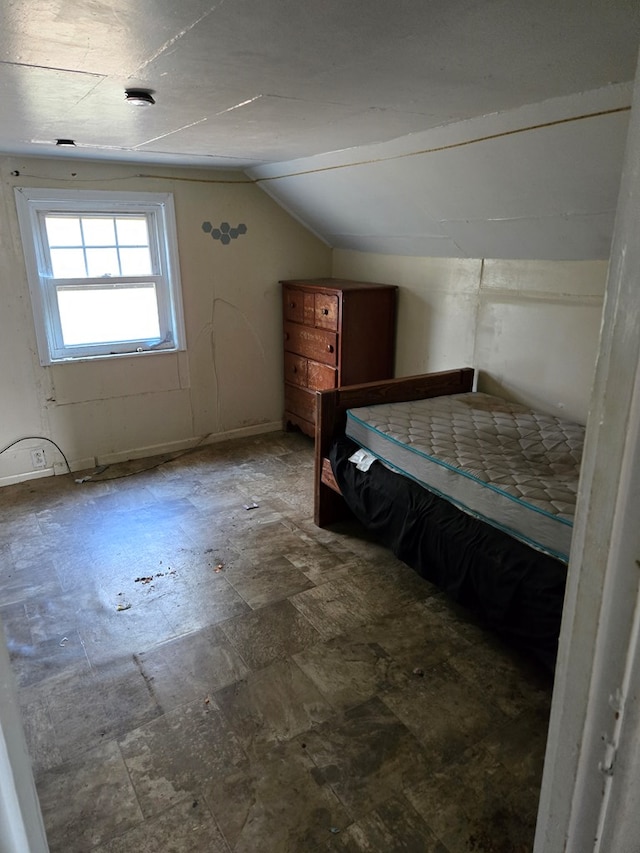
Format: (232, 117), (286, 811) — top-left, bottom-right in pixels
(281, 277), (397, 437)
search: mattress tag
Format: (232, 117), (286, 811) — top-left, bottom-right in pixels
(348, 449), (377, 472)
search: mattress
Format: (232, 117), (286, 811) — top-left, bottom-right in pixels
(345, 392), (584, 562)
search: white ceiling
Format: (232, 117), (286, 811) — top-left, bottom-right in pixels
(1, 0), (638, 169)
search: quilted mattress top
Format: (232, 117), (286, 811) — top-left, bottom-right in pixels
(346, 392), (584, 523)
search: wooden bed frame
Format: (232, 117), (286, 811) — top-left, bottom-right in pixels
(314, 367), (475, 526)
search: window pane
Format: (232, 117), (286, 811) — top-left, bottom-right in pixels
(50, 248), (86, 278)
(57, 284), (160, 346)
(116, 217), (149, 246)
(119, 247), (152, 275)
(86, 248), (120, 277)
(45, 217), (82, 246)
(82, 217), (116, 246)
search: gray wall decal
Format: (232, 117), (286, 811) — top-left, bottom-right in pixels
(202, 221), (247, 245)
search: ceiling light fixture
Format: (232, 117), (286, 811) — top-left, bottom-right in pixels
(124, 89), (155, 106)
(56, 139), (76, 146)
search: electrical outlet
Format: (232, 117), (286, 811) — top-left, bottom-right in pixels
(31, 448), (47, 469)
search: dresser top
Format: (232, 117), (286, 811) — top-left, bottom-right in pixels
(280, 277), (397, 293)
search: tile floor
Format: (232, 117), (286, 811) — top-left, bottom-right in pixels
(0, 431), (553, 852)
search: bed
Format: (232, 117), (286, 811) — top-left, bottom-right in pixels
(314, 368), (582, 671)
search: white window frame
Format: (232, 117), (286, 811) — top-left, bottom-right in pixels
(14, 188), (186, 365)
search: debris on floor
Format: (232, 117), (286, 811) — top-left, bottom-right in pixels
(116, 602), (132, 612)
(214, 563), (224, 573)
(243, 501), (259, 510)
(134, 570), (177, 586)
(75, 464), (109, 484)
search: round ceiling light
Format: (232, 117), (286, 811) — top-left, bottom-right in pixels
(124, 89), (155, 106)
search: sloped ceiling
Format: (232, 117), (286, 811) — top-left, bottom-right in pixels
(1, 0), (639, 258)
(248, 84), (633, 259)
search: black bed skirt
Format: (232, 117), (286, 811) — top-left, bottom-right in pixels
(330, 437), (567, 672)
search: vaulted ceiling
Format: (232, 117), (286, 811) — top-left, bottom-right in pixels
(1, 0), (639, 258)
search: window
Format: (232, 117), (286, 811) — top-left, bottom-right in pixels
(14, 188), (186, 364)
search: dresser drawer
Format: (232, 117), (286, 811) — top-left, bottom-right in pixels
(283, 352), (308, 387)
(284, 322), (338, 366)
(314, 293), (339, 330)
(283, 288), (304, 324)
(308, 361), (337, 390)
(284, 385), (316, 424)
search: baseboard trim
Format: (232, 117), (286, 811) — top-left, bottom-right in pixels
(0, 422), (284, 487)
(95, 421), (283, 466)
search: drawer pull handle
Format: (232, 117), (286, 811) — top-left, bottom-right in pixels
(292, 366), (297, 373)
(284, 333), (289, 341)
(322, 308), (329, 315)
(327, 344), (334, 353)
(289, 302), (296, 309)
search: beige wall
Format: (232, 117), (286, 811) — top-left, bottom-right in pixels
(333, 249), (607, 424)
(0, 155), (609, 485)
(0, 157), (331, 484)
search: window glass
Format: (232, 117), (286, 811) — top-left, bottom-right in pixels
(82, 217), (116, 246)
(119, 247), (152, 275)
(86, 248), (120, 277)
(57, 284), (161, 345)
(116, 217), (148, 245)
(45, 216), (82, 246)
(49, 248), (86, 278)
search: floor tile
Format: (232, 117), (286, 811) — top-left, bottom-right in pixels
(18, 690), (62, 779)
(204, 739), (350, 853)
(293, 633), (409, 712)
(302, 696), (433, 818)
(157, 574), (252, 635)
(46, 659), (163, 763)
(7, 627), (91, 689)
(224, 554), (314, 609)
(327, 795), (449, 853)
(214, 658), (334, 754)
(0, 600), (34, 648)
(289, 571), (387, 640)
(76, 597), (177, 667)
(0, 510), (42, 546)
(343, 558), (436, 609)
(135, 624), (250, 712)
(282, 541), (349, 583)
(381, 660), (501, 770)
(119, 696), (247, 818)
(333, 598), (472, 673)
(447, 636), (553, 719)
(406, 742), (538, 853)
(0, 558), (62, 608)
(221, 598), (322, 670)
(94, 796), (229, 853)
(480, 706), (551, 791)
(37, 740), (143, 853)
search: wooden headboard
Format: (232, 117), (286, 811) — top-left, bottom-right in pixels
(314, 367), (475, 526)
